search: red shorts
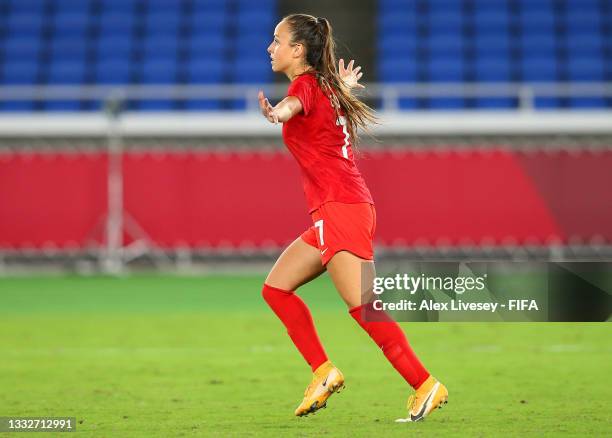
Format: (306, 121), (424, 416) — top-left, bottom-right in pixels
(300, 202), (376, 265)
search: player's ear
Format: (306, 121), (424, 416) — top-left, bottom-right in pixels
(292, 43), (304, 59)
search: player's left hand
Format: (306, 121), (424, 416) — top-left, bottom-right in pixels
(258, 90), (280, 124)
(339, 59), (365, 90)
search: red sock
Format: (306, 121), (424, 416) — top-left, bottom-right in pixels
(262, 283), (328, 372)
(349, 304), (430, 389)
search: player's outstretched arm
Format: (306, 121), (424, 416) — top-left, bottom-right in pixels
(258, 90), (303, 124)
(339, 59), (365, 90)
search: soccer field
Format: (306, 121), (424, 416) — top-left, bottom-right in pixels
(1, 275), (610, 437)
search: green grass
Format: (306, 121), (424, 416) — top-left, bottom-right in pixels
(0, 275), (610, 437)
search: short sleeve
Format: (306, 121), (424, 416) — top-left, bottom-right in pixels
(287, 75), (315, 116)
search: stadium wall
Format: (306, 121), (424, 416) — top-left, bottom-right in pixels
(1, 148), (611, 251)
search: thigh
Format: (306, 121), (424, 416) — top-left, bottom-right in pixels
(265, 236), (326, 291)
(326, 251), (376, 309)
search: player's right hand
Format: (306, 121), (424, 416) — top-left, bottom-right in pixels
(258, 90), (279, 124)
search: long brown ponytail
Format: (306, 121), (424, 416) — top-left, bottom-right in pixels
(283, 14), (377, 145)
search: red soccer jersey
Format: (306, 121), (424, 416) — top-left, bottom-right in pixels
(282, 72), (374, 213)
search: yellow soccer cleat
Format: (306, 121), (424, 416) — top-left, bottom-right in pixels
(295, 360), (345, 417)
(395, 376), (448, 423)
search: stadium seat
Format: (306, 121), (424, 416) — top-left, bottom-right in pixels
(474, 57), (512, 82)
(231, 57), (272, 83)
(379, 58), (418, 82)
(189, 34), (225, 57)
(378, 11), (417, 33)
(186, 58), (225, 83)
(378, 34), (419, 57)
(7, 0), (47, 13)
(95, 59), (132, 84)
(47, 60), (86, 84)
(190, 11), (227, 34)
(519, 34), (557, 57)
(427, 34), (465, 56)
(96, 35), (134, 60)
(54, 0), (93, 12)
(49, 37), (89, 61)
(2, 37), (41, 61)
(52, 12), (91, 36)
(428, 56), (465, 82)
(521, 56), (560, 82)
(1, 60), (39, 84)
(140, 57), (178, 84)
(7, 13), (45, 37)
(98, 12), (135, 34)
(567, 57), (605, 81)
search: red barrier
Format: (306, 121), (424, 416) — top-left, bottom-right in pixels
(1, 148), (610, 249)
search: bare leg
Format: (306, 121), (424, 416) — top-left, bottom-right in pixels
(327, 250), (430, 389)
(265, 236), (325, 291)
(326, 250), (375, 308)
(262, 236), (329, 372)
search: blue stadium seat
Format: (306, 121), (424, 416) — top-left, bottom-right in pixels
(186, 58), (225, 83)
(521, 56), (559, 82)
(192, 0), (229, 12)
(99, 0), (139, 13)
(474, 57), (512, 82)
(565, 11), (602, 33)
(96, 35), (134, 59)
(378, 11), (417, 33)
(428, 56), (465, 82)
(518, 0), (556, 13)
(185, 99), (222, 111)
(47, 60), (86, 84)
(427, 34), (465, 56)
(7, 13), (44, 36)
(140, 57), (177, 83)
(98, 12), (135, 34)
(1, 60), (39, 84)
(565, 0), (601, 11)
(2, 37), (41, 60)
(144, 11), (182, 32)
(7, 0), (47, 13)
(567, 57), (605, 81)
(190, 11), (227, 33)
(189, 34), (225, 57)
(475, 97), (517, 109)
(236, 10), (275, 32)
(520, 34), (557, 57)
(473, 32), (511, 56)
(427, 0), (463, 13)
(52, 12), (91, 36)
(519, 11), (556, 32)
(428, 97), (466, 110)
(237, 0), (275, 12)
(147, 0), (185, 11)
(378, 34), (419, 56)
(428, 11), (464, 32)
(95, 59), (132, 84)
(0, 100), (36, 112)
(235, 33), (270, 57)
(473, 10), (510, 32)
(379, 58), (418, 82)
(569, 97), (607, 109)
(142, 35), (181, 57)
(54, 0), (93, 12)
(231, 57), (271, 83)
(565, 33), (604, 56)
(49, 37), (88, 61)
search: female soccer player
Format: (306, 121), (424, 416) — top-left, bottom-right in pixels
(258, 14), (447, 422)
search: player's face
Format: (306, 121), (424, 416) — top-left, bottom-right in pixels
(267, 20), (300, 73)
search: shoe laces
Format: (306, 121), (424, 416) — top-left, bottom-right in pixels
(406, 394), (418, 411)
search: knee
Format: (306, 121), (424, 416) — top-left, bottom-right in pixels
(262, 283), (293, 304)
